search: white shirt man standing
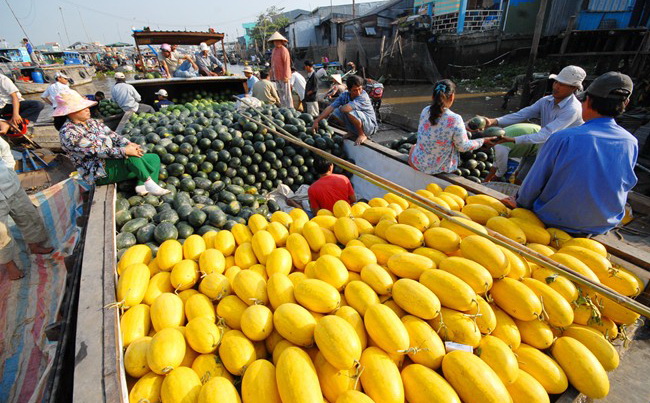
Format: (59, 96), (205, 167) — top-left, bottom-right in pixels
(290, 66), (306, 111)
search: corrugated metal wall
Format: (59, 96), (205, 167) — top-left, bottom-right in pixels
(587, 0), (634, 12)
(543, 0), (581, 36)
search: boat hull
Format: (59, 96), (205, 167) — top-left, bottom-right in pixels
(14, 65), (96, 94)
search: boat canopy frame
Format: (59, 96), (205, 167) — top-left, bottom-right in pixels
(132, 29), (228, 75)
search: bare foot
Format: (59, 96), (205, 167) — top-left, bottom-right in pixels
(29, 243), (53, 254)
(3, 260), (24, 280)
(355, 133), (368, 146)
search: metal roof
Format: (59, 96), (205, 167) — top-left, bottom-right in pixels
(132, 30), (225, 46)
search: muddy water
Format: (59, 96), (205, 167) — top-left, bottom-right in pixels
(381, 84), (519, 123)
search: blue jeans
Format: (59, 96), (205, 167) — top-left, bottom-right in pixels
(333, 108), (377, 137)
(174, 61), (198, 78)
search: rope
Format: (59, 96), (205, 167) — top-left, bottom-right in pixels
(234, 96), (650, 320)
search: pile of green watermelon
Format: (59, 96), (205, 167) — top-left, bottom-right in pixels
(114, 94), (348, 256)
(97, 99), (123, 117)
(387, 132), (495, 183)
(172, 90), (234, 105)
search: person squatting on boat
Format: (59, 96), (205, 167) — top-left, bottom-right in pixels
(111, 72), (155, 114)
(0, 121), (52, 280)
(312, 74), (378, 146)
(0, 73), (44, 126)
(409, 79), (497, 174)
(55, 91), (169, 197)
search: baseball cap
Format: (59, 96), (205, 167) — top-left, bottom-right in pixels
(114, 72), (125, 79)
(579, 71), (633, 101)
(160, 43), (171, 52)
(199, 42), (209, 51)
(54, 71), (69, 79)
(155, 89), (168, 97)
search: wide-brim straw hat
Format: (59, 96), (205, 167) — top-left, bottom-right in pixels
(331, 74), (343, 85)
(267, 31), (288, 42)
(53, 90), (97, 117)
(243, 66), (254, 74)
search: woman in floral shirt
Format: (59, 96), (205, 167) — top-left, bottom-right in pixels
(409, 79), (497, 174)
(54, 91), (168, 196)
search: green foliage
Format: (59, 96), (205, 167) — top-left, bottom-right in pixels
(250, 6), (291, 53)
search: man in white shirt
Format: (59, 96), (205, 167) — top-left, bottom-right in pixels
(110, 72), (154, 113)
(42, 72), (71, 109)
(0, 126), (52, 280)
(483, 65), (587, 145)
(0, 74), (44, 126)
(290, 66), (306, 111)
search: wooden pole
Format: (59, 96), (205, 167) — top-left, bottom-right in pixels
(134, 42), (146, 73)
(559, 15), (576, 56)
(519, 0), (549, 108)
(221, 39), (229, 75)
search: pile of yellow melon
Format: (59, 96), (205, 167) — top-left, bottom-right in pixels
(117, 183), (642, 403)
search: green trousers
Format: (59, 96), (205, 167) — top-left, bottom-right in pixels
(96, 154), (161, 186)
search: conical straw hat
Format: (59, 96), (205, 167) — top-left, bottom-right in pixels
(267, 31), (288, 42)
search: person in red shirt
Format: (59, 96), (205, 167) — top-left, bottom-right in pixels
(308, 158), (356, 212)
(268, 32), (293, 108)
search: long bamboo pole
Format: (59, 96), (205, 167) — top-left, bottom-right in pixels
(235, 96), (650, 319)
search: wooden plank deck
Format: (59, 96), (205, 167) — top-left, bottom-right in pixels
(73, 184), (124, 403)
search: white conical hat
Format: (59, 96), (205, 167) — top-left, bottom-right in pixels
(267, 31), (288, 42)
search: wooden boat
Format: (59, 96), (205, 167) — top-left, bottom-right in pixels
(7, 64), (96, 94)
(68, 118), (650, 401)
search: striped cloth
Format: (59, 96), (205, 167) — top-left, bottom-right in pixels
(0, 179), (89, 403)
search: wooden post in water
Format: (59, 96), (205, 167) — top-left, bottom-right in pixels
(221, 39), (229, 75)
(520, 0), (549, 108)
(134, 43), (146, 74)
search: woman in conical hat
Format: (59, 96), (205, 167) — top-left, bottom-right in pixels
(268, 31), (293, 108)
(55, 90), (169, 196)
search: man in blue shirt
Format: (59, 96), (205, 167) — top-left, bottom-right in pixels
(243, 66), (258, 95)
(517, 72), (637, 235)
(484, 65), (586, 145)
(23, 38), (35, 63)
(153, 89), (174, 111)
(311, 75), (377, 145)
